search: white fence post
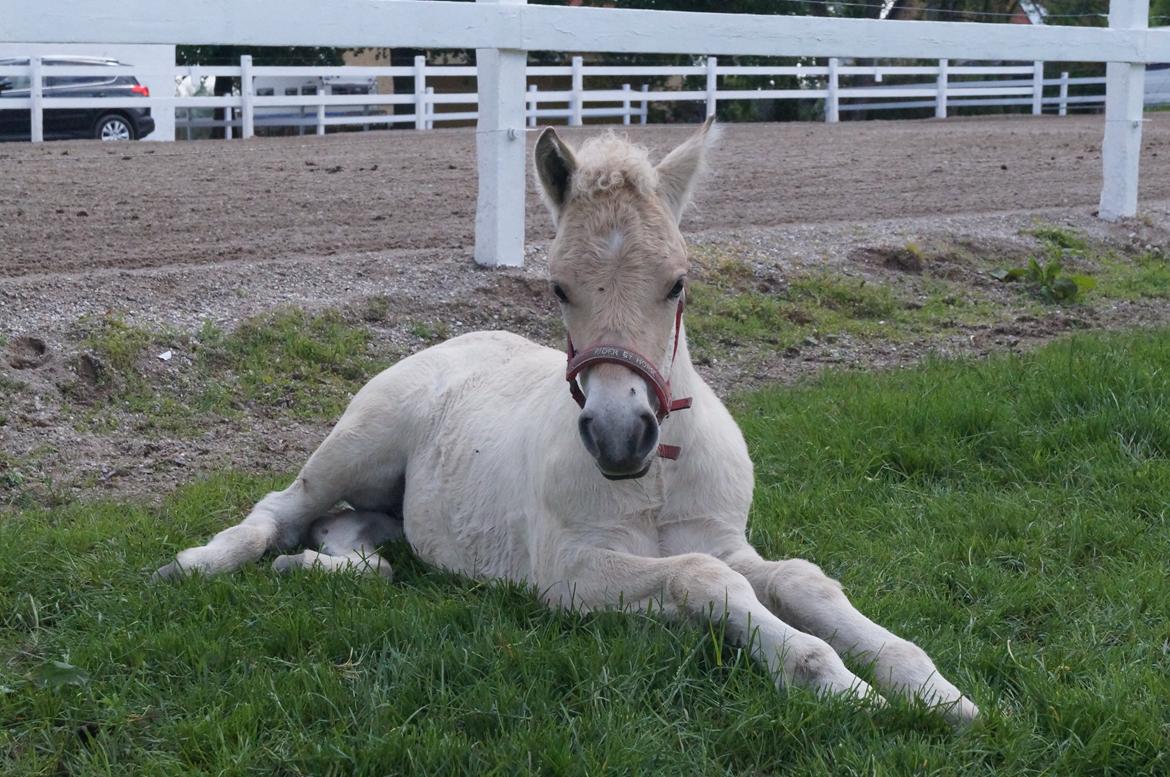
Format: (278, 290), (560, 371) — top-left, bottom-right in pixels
(622, 83), (631, 126)
(825, 57), (839, 123)
(225, 106), (233, 140)
(705, 55), (717, 118)
(1099, 0), (1149, 220)
(570, 55), (583, 126)
(641, 83), (648, 124)
(935, 58), (948, 119)
(1059, 71), (1069, 117)
(240, 54), (255, 139)
(414, 55), (427, 130)
(1032, 60), (1044, 115)
(29, 56), (43, 143)
(474, 0), (527, 267)
(425, 85), (435, 129)
(527, 83), (537, 128)
(316, 101), (325, 135)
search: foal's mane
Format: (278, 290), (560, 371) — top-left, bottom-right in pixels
(569, 133), (658, 201)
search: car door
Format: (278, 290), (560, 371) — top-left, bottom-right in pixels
(0, 74), (32, 140)
(44, 75), (101, 139)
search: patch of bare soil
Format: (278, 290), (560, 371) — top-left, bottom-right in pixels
(1, 117), (1169, 505)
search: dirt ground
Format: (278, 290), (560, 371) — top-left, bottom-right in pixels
(2, 115), (1170, 502)
(2, 115), (1168, 278)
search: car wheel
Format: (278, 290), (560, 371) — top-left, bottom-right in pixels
(94, 114), (135, 141)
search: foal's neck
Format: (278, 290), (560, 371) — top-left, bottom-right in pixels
(667, 325), (701, 401)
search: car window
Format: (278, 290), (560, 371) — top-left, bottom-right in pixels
(45, 76), (104, 88)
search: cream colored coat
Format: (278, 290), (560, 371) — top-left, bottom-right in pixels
(156, 122), (978, 724)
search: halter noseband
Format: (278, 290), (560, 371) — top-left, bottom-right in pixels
(565, 297), (692, 460)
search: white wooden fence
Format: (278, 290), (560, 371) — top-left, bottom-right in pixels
(5, 55), (1108, 140)
(0, 0), (1166, 265)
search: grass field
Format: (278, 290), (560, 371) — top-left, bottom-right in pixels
(3, 329), (1169, 776)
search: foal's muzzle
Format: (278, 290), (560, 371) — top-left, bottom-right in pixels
(578, 405), (659, 479)
(563, 298), (693, 475)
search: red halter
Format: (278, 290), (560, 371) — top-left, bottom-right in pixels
(565, 297), (692, 460)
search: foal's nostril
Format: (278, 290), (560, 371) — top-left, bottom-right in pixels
(634, 411), (658, 460)
(578, 412), (601, 459)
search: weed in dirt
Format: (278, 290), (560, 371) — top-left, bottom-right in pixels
(408, 320), (452, 343)
(69, 308), (385, 435)
(0, 453), (27, 506)
(78, 314), (159, 377)
(789, 274), (900, 320)
(0, 451), (61, 510)
(3, 330), (1170, 774)
(358, 295), (393, 323)
(1030, 225), (1089, 254)
(998, 226), (1168, 303)
(197, 308), (379, 420)
(71, 315), (158, 403)
(1097, 251), (1170, 300)
(992, 258), (1096, 304)
(687, 257), (998, 361)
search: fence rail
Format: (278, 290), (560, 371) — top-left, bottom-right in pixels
(1, 55), (1114, 141)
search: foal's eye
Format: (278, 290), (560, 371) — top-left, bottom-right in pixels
(552, 284), (569, 304)
(667, 278), (685, 300)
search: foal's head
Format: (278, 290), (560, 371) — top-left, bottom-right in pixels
(534, 121), (716, 480)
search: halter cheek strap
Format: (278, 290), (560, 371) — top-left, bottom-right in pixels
(565, 297), (692, 460)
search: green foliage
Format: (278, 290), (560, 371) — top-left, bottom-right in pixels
(684, 247), (995, 358)
(407, 320), (453, 344)
(176, 46), (346, 67)
(1029, 226), (1089, 254)
(992, 258), (1096, 303)
(79, 315), (156, 378)
(195, 308), (377, 419)
(4, 330), (1170, 774)
(1098, 251), (1170, 300)
(71, 307), (383, 434)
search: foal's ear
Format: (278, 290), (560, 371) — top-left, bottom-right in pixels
(534, 127), (578, 224)
(655, 116), (719, 224)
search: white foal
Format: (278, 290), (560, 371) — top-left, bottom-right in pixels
(156, 120), (978, 724)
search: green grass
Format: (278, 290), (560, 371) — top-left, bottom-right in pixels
(196, 308), (378, 419)
(1098, 251), (1170, 301)
(72, 308), (387, 435)
(1029, 226), (1090, 254)
(687, 268), (995, 357)
(4, 329), (1170, 775)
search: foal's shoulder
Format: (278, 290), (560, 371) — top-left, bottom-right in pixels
(440, 330), (539, 349)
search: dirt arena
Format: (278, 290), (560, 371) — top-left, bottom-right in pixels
(2, 114), (1168, 278)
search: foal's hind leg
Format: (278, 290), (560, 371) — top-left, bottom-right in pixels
(272, 509), (402, 579)
(153, 474), (341, 580)
(154, 374), (416, 582)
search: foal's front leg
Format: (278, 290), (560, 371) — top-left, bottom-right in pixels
(714, 540), (979, 724)
(551, 548), (883, 704)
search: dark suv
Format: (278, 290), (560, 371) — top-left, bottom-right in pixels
(0, 56), (156, 141)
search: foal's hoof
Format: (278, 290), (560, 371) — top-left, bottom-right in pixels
(151, 561), (184, 582)
(941, 696), (980, 728)
(271, 554), (300, 574)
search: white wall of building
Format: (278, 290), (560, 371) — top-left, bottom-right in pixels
(0, 42), (174, 140)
